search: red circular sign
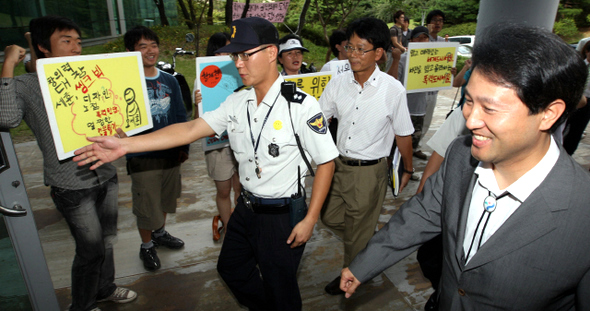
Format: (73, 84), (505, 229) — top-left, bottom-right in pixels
(200, 65), (222, 88)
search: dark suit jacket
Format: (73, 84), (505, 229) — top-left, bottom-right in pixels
(350, 135), (590, 310)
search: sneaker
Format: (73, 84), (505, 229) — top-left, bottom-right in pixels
(152, 231), (184, 249)
(139, 245), (161, 271)
(97, 287), (137, 304)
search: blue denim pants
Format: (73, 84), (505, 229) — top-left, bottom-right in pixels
(51, 175), (118, 311)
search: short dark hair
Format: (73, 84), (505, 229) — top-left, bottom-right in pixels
(30, 15), (81, 59)
(346, 17), (391, 51)
(394, 10), (405, 23)
(206, 32), (230, 56)
(471, 24), (587, 132)
(404, 16), (410, 23)
(124, 26), (160, 51)
(426, 10), (445, 24)
(329, 30), (347, 57)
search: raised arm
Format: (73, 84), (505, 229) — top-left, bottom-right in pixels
(74, 117), (215, 169)
(452, 59), (472, 88)
(1, 45), (26, 78)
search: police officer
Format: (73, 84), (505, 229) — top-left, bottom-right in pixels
(74, 17), (338, 311)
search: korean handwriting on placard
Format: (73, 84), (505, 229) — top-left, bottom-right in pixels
(47, 63), (125, 136)
(408, 49), (455, 87)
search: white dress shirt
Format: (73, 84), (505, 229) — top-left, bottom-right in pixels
(463, 137), (560, 263)
(320, 64), (414, 160)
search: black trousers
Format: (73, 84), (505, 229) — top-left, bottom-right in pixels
(563, 100), (590, 155)
(217, 197), (305, 311)
(417, 234), (443, 291)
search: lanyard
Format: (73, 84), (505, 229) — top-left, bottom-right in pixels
(246, 92), (280, 178)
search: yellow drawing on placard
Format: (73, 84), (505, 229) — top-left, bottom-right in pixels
(40, 53), (150, 158)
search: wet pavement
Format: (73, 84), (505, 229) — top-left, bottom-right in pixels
(14, 88), (590, 310)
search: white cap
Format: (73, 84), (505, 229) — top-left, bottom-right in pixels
(279, 38), (309, 55)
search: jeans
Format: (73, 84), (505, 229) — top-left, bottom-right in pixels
(51, 175), (118, 311)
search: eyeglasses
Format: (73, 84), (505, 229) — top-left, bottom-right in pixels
(431, 18), (444, 23)
(343, 45), (376, 56)
(229, 46), (269, 62)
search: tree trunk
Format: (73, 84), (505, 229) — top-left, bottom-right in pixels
(225, 0), (233, 25)
(241, 0), (251, 19)
(188, 0), (197, 24)
(296, 0), (311, 36)
(177, 0), (195, 29)
(207, 0), (214, 25)
(153, 0), (170, 26)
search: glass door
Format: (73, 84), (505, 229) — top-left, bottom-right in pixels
(0, 130), (59, 311)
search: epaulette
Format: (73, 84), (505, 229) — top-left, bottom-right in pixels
(290, 91), (307, 104)
(234, 85), (252, 92)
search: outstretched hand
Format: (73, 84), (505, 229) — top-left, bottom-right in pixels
(73, 135), (126, 170)
(340, 268), (361, 298)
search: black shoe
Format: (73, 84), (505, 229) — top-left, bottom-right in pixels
(152, 231), (184, 249)
(139, 245), (161, 271)
(413, 150), (428, 160)
(324, 276), (345, 295)
(424, 291), (439, 311)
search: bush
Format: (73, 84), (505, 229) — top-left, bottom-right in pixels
(554, 18), (580, 41)
(440, 22), (477, 37)
(277, 23), (330, 47)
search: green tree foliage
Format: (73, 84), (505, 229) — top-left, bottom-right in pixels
(441, 22), (477, 36)
(430, 0), (479, 25)
(555, 18), (580, 39)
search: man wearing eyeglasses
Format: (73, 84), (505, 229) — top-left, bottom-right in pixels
(319, 17), (414, 295)
(73, 16), (338, 311)
(426, 10), (446, 43)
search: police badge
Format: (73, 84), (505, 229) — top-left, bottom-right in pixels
(268, 143), (279, 157)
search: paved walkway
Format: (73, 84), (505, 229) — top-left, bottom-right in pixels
(15, 89), (590, 310)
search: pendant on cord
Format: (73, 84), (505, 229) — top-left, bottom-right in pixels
(483, 195), (497, 213)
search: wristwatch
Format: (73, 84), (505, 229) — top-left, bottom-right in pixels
(403, 168), (415, 175)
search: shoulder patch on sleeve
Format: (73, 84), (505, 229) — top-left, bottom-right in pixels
(234, 85), (251, 92)
(291, 91), (307, 104)
(306, 112), (327, 134)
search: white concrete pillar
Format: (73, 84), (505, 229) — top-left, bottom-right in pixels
(476, 0), (560, 40)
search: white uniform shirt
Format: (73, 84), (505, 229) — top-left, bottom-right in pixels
(426, 108), (469, 156)
(463, 137), (560, 264)
(429, 35), (446, 42)
(320, 64), (414, 160)
(202, 75), (339, 198)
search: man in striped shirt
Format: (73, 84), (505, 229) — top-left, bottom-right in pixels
(319, 17), (414, 295)
(0, 15), (136, 311)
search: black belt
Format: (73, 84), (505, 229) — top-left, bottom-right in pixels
(339, 155), (384, 167)
(241, 191), (291, 214)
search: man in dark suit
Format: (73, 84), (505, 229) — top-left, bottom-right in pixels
(340, 24), (590, 310)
